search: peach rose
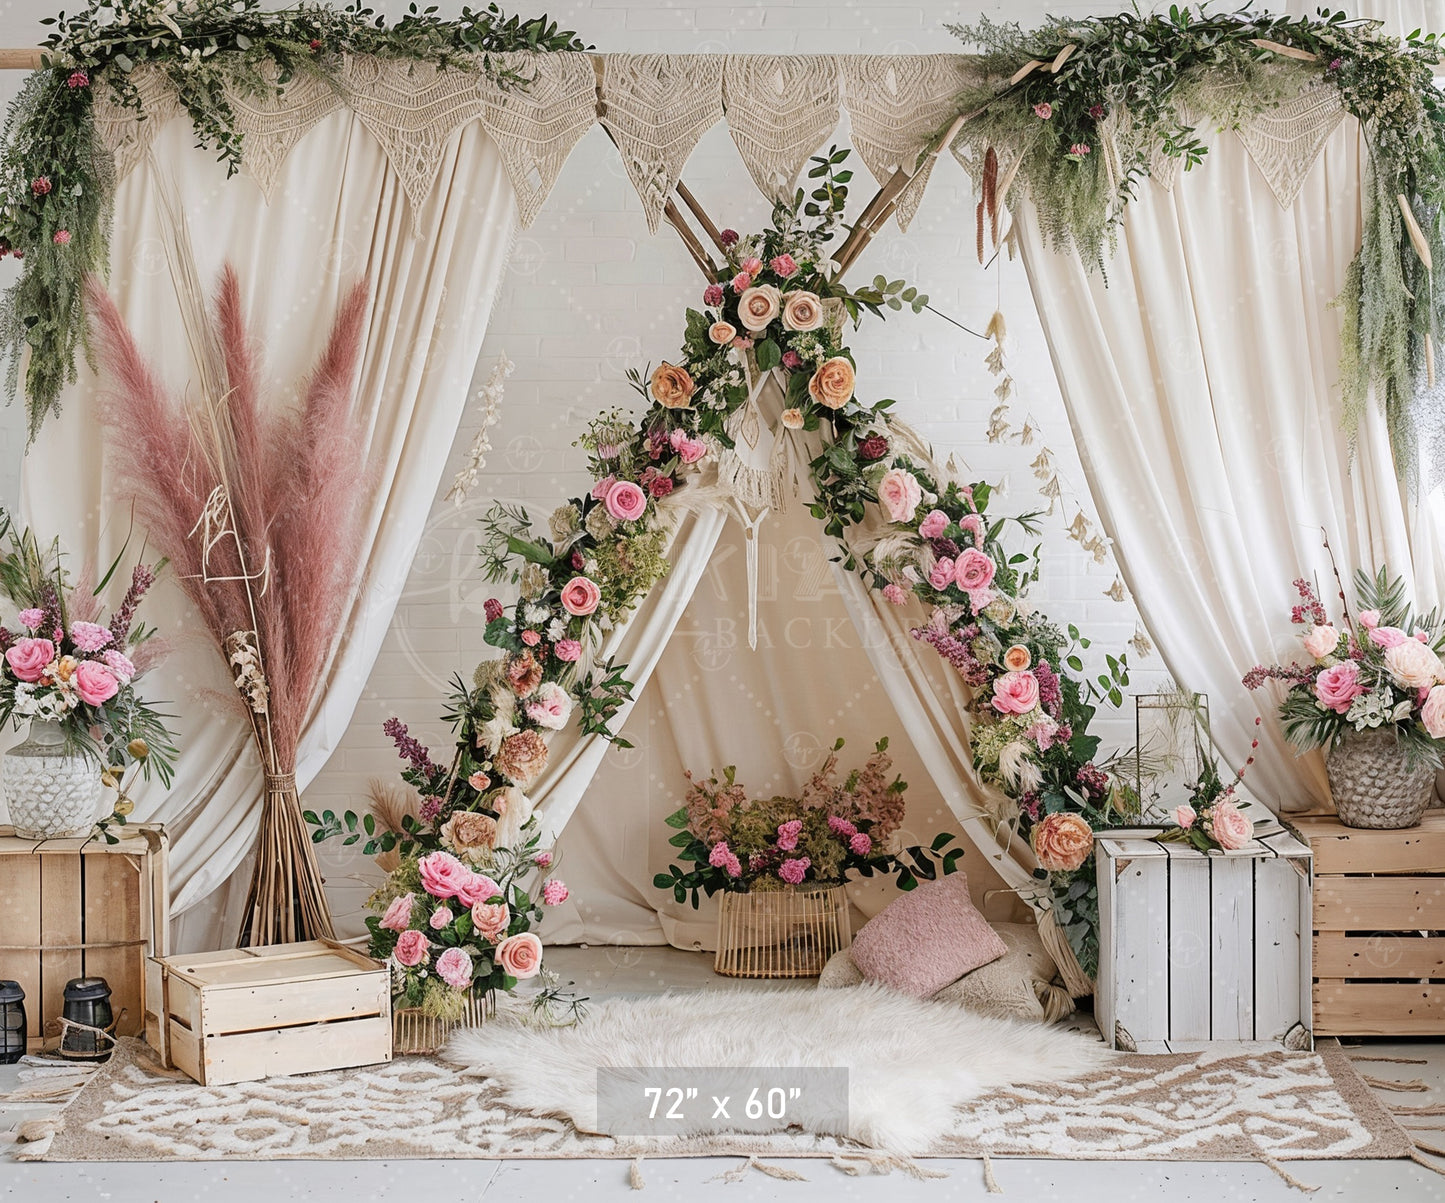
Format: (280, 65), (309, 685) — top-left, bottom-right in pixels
(781, 290), (824, 332)
(1385, 638), (1443, 690)
(708, 321), (737, 345)
(1206, 799), (1253, 850)
(1302, 624), (1339, 660)
(738, 284), (781, 331)
(496, 932), (544, 979)
(1003, 644), (1032, 671)
(471, 900), (511, 940)
(440, 810), (499, 862)
(393, 929), (429, 968)
(992, 670), (1040, 715)
(650, 362), (695, 409)
(877, 468), (923, 523)
(1422, 685), (1445, 739)
(1030, 812), (1094, 872)
(808, 357), (855, 409)
(494, 729), (549, 786)
(780, 407), (804, 429)
(560, 576), (602, 617)
(505, 650), (544, 697)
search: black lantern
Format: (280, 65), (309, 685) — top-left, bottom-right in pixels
(59, 977), (114, 1061)
(0, 980), (25, 1064)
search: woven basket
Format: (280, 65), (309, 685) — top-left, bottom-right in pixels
(714, 885), (851, 979)
(1326, 726), (1436, 829)
(392, 990), (495, 1056)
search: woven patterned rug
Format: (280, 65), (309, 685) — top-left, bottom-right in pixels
(30, 1037), (1415, 1171)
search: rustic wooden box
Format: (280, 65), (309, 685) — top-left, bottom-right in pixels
(1293, 812), (1445, 1037)
(0, 823), (168, 1052)
(146, 940), (392, 1085)
(1095, 828), (1312, 1052)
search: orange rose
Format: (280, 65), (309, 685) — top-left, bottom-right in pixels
(808, 356), (855, 409)
(708, 321), (737, 346)
(650, 362), (695, 409)
(1030, 812), (1094, 872)
(738, 284), (782, 332)
(1003, 644), (1032, 671)
(781, 290), (824, 332)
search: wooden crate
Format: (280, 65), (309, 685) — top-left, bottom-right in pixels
(147, 940), (392, 1085)
(1095, 828), (1312, 1051)
(0, 823), (168, 1052)
(1293, 812), (1445, 1037)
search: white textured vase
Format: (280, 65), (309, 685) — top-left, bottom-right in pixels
(3, 719), (107, 840)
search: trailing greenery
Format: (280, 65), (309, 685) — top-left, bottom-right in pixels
(0, 0), (588, 440)
(947, 5), (1445, 474)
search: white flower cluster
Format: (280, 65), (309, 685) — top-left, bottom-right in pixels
(12, 681), (77, 720)
(1345, 689), (1415, 729)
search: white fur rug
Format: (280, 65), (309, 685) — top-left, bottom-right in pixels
(445, 985), (1111, 1154)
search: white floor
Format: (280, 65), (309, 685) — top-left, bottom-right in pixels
(1, 946), (1443, 1202)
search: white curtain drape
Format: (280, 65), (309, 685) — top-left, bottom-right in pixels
(18, 108), (517, 948)
(1015, 120), (1445, 812)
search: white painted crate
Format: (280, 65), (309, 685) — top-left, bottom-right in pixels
(1095, 828), (1312, 1052)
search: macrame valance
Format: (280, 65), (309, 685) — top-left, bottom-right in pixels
(92, 52), (1349, 235)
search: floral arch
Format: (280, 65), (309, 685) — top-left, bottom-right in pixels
(372, 153), (1135, 990)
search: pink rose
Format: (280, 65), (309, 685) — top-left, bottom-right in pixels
(417, 851), (472, 901)
(1315, 662), (1365, 714)
(605, 479), (648, 522)
(929, 557), (956, 590)
(74, 660), (119, 705)
(677, 437), (707, 465)
(730, 271), (751, 293)
(394, 929), (428, 967)
(1303, 624), (1340, 659)
(525, 681), (573, 730)
(560, 576), (602, 617)
(1207, 800), (1253, 850)
(435, 946), (474, 990)
(992, 670), (1041, 715)
(958, 513), (984, 545)
(1368, 625), (1409, 649)
(468, 771), (492, 791)
(882, 583), (907, 605)
(877, 468), (923, 523)
(1422, 685), (1445, 739)
(472, 901), (511, 939)
(430, 905), (453, 930)
(555, 639), (582, 662)
(742, 256), (763, 277)
(1172, 804), (1197, 830)
(590, 476), (616, 503)
(1385, 638), (1443, 690)
(541, 879), (569, 906)
(954, 548), (997, 595)
(1033, 102), (1053, 119)
(497, 932), (544, 979)
(1359, 609), (1381, 629)
(919, 510), (949, 540)
(455, 872), (503, 908)
(770, 253), (798, 278)
(520, 629), (541, 647)
(5, 637), (54, 683)
(379, 893), (414, 932)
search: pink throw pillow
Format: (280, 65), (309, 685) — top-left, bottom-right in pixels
(849, 872), (1007, 997)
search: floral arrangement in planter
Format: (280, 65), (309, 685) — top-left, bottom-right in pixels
(1246, 565), (1445, 826)
(0, 512), (176, 838)
(654, 738), (962, 904)
(309, 708), (577, 1024)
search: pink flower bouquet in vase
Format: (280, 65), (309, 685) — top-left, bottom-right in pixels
(0, 516), (177, 840)
(1156, 719), (1263, 852)
(1246, 565), (1445, 828)
(655, 738), (967, 978)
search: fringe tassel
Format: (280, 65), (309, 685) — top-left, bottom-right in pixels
(1361, 1075), (1429, 1092)
(1410, 1149), (1445, 1178)
(1350, 1055), (1429, 1065)
(1256, 1153), (1320, 1193)
(629, 1156), (645, 1190)
(982, 1151), (1004, 1194)
(710, 1156), (808, 1184)
(1390, 1103), (1445, 1116)
(828, 1153), (947, 1180)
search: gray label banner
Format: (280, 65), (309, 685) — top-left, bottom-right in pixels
(595, 1066), (849, 1136)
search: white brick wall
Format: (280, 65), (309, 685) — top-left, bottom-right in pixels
(0, 0), (1174, 938)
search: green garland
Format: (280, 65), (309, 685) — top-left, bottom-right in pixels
(946, 5), (1445, 474)
(0, 0), (587, 440)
